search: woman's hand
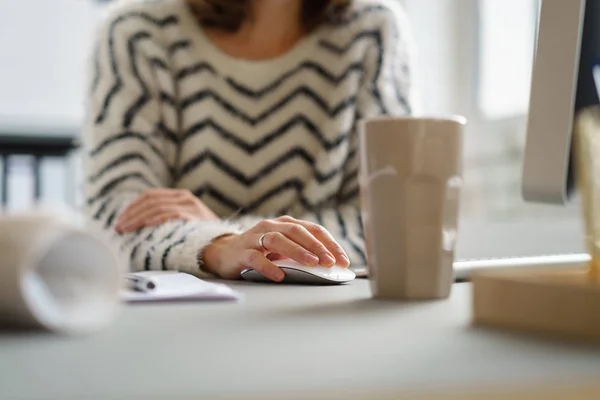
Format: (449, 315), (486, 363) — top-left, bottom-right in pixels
(202, 216), (350, 282)
(115, 189), (219, 233)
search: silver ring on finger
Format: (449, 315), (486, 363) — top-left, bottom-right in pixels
(258, 232), (269, 251)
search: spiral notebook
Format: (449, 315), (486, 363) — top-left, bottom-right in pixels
(122, 271), (241, 302)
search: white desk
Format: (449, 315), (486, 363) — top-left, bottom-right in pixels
(1, 280), (599, 400)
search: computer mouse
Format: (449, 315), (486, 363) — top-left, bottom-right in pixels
(240, 259), (356, 285)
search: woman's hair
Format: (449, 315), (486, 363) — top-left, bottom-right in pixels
(186, 0), (351, 32)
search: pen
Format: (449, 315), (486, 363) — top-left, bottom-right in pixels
(125, 274), (156, 292)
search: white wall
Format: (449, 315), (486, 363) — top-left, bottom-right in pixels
(403, 0), (491, 214)
(403, 0), (494, 157)
(403, 0), (462, 117)
(0, 0), (104, 130)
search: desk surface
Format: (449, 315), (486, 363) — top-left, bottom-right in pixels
(1, 281), (599, 399)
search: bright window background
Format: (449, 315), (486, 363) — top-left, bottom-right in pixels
(401, 0), (582, 258)
(0, 0), (105, 128)
(477, 0), (537, 119)
(0, 0), (585, 259)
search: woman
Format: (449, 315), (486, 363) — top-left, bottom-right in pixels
(84, 0), (417, 282)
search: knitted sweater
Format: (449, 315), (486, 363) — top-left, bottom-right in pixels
(83, 0), (417, 275)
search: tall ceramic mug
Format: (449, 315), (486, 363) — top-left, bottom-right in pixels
(0, 212), (123, 333)
(358, 116), (465, 300)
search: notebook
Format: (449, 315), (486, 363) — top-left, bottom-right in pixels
(122, 271), (241, 303)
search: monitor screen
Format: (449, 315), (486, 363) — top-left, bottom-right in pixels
(522, 0), (600, 204)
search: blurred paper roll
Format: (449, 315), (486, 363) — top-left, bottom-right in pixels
(0, 211), (123, 334)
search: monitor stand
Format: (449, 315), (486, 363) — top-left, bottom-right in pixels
(470, 107), (600, 345)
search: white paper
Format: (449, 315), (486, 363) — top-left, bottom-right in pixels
(121, 271), (241, 303)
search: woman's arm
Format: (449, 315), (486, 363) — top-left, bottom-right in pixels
(84, 8), (242, 275)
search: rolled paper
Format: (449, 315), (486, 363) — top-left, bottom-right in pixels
(0, 211), (123, 333)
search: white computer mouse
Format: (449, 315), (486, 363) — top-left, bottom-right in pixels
(240, 259), (356, 285)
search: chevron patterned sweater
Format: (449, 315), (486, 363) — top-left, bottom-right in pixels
(83, 0), (416, 275)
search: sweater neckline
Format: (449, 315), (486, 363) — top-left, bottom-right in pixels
(175, 0), (321, 75)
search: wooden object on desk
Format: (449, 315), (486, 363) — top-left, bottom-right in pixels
(471, 107), (600, 344)
(574, 106), (600, 280)
(274, 382), (600, 400)
(471, 266), (600, 343)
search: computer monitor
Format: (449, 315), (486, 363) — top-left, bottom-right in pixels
(522, 0), (600, 204)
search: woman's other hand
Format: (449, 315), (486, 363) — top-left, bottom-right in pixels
(115, 189), (219, 233)
(202, 216), (350, 282)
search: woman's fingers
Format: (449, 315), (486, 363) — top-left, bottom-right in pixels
(116, 191), (173, 227)
(253, 220), (336, 267)
(115, 190), (219, 232)
(116, 189), (196, 226)
(144, 210), (195, 226)
(207, 217), (348, 282)
(243, 249), (284, 282)
(257, 232), (320, 266)
(276, 216), (350, 267)
(116, 199), (184, 231)
(276, 222), (336, 266)
(116, 212), (164, 232)
(266, 253), (288, 261)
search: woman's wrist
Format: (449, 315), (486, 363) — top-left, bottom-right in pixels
(200, 233), (237, 276)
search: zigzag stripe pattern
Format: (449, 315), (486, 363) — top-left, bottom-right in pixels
(175, 59), (363, 99)
(149, 56), (169, 70)
(224, 61), (364, 99)
(94, 12), (179, 125)
(88, 152), (151, 183)
(83, 0), (413, 273)
(322, 5), (412, 113)
(159, 223), (203, 270)
(143, 223), (182, 270)
(336, 209), (366, 263)
(86, 172), (154, 206)
(319, 30), (388, 114)
(168, 39), (191, 54)
(130, 229), (157, 263)
(92, 196), (113, 220)
(158, 91), (177, 108)
(175, 62), (217, 80)
(193, 179), (341, 214)
(161, 236), (187, 270)
(156, 121), (179, 144)
(181, 86), (356, 127)
(179, 147), (346, 184)
(327, 4), (389, 26)
(182, 116), (349, 151)
(122, 31), (153, 128)
(91, 47), (101, 95)
(89, 131), (173, 169)
(105, 209), (119, 229)
(318, 30), (382, 55)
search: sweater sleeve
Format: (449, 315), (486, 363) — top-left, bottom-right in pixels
(83, 9), (242, 276)
(230, 3), (418, 266)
